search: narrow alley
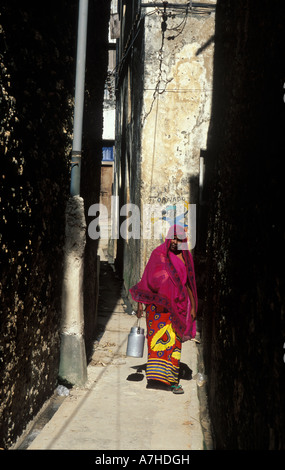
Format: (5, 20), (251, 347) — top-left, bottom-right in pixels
(14, 244), (212, 451)
(1, 0), (285, 454)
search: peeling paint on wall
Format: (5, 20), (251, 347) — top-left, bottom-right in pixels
(140, 10), (215, 265)
(115, 2), (216, 290)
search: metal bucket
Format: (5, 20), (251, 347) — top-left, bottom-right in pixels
(126, 323), (145, 358)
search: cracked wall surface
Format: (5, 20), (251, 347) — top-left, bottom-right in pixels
(116, 3), (216, 288)
(142, 11), (214, 200)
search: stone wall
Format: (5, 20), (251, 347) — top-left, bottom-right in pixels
(0, 2), (75, 448)
(0, 1), (110, 448)
(197, 0), (285, 449)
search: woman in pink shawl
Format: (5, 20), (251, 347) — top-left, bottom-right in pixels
(129, 224), (198, 394)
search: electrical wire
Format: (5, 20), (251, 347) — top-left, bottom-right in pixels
(143, 88), (213, 92)
(111, 1), (215, 86)
(114, 9), (158, 80)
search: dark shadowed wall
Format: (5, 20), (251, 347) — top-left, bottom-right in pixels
(197, 0), (285, 449)
(0, 0), (110, 448)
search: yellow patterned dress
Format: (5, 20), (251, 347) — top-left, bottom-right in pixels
(145, 304), (182, 385)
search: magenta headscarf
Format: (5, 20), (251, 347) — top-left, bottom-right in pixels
(129, 225), (198, 341)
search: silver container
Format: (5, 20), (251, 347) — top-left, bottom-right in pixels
(126, 325), (145, 358)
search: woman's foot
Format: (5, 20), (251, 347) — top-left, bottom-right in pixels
(171, 384), (184, 394)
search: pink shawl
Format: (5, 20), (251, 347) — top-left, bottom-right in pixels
(129, 225), (198, 341)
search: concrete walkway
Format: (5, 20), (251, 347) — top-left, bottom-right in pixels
(25, 249), (209, 451)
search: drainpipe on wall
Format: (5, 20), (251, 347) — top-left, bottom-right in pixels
(59, 0), (89, 387)
(70, 0), (89, 197)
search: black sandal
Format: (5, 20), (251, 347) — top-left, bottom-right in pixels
(146, 380), (171, 391)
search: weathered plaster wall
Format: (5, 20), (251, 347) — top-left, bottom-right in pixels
(142, 13), (214, 210)
(141, 3), (216, 275)
(115, 2), (216, 294)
